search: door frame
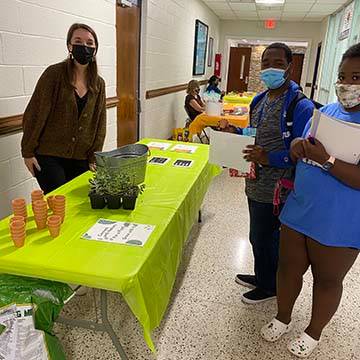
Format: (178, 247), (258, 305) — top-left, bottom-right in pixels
(310, 42), (322, 99)
(222, 36), (312, 95)
(115, 0), (142, 145)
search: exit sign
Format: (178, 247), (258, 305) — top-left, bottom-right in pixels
(265, 19), (276, 29)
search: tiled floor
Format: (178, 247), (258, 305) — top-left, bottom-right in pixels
(54, 172), (360, 360)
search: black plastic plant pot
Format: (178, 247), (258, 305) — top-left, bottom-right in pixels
(106, 195), (122, 209)
(123, 196), (137, 210)
(89, 193), (106, 209)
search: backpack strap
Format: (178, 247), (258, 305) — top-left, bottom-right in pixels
(285, 92), (307, 137)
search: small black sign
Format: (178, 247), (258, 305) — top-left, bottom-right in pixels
(173, 159), (193, 168)
(149, 157), (170, 165)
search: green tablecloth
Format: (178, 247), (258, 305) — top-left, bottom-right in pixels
(0, 139), (220, 350)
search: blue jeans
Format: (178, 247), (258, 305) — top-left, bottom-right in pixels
(248, 198), (282, 294)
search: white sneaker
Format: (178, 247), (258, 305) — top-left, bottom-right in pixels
(288, 332), (319, 358)
(261, 318), (293, 342)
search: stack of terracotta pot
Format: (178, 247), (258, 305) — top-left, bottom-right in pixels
(11, 198), (28, 221)
(33, 199), (48, 230)
(52, 195), (66, 223)
(31, 189), (44, 210)
(47, 215), (62, 238)
(9, 218), (26, 248)
(8, 190), (67, 248)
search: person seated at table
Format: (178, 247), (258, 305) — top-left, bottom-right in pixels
(185, 80), (205, 122)
(206, 75), (223, 96)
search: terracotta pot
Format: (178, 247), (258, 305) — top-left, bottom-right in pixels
(12, 198), (26, 207)
(10, 219), (25, 228)
(33, 199), (47, 207)
(11, 231), (26, 238)
(35, 218), (47, 230)
(48, 225), (60, 238)
(34, 210), (48, 219)
(47, 196), (55, 210)
(13, 211), (27, 220)
(52, 204), (65, 209)
(10, 216), (25, 224)
(11, 235), (25, 248)
(31, 189), (44, 199)
(54, 195), (65, 203)
(12, 206), (26, 211)
(48, 215), (62, 223)
(11, 228), (25, 234)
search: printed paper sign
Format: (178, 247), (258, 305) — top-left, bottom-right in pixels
(171, 144), (198, 154)
(147, 142), (171, 151)
(82, 219), (155, 247)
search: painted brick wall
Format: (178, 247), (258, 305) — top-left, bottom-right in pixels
(0, 0), (117, 219)
(140, 0), (221, 139)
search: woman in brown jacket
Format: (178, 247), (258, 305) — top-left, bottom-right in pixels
(21, 23), (106, 194)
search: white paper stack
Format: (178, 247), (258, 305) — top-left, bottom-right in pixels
(209, 128), (255, 172)
(310, 110), (360, 164)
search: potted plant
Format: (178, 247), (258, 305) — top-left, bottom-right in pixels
(123, 183), (145, 210)
(103, 172), (128, 210)
(89, 172), (106, 209)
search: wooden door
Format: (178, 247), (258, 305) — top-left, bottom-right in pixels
(291, 54), (305, 85)
(227, 47), (252, 93)
(116, 1), (141, 147)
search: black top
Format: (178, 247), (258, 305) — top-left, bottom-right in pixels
(185, 94), (204, 121)
(75, 91), (88, 118)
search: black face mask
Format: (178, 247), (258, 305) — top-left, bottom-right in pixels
(71, 44), (95, 65)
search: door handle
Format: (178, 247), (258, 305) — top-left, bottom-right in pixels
(245, 76), (249, 84)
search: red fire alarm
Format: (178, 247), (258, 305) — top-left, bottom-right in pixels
(265, 19), (276, 29)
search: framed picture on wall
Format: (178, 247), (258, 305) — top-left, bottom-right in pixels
(208, 37), (214, 67)
(193, 20), (209, 76)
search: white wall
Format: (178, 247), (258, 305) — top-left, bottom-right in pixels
(140, 0), (220, 139)
(0, 0), (117, 219)
(220, 20), (325, 97)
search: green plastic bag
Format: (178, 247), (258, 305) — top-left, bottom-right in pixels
(0, 274), (73, 360)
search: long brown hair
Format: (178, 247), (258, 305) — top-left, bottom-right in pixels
(65, 23), (99, 93)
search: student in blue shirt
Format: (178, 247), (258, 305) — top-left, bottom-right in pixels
(261, 43), (360, 358)
(226, 44), (314, 304)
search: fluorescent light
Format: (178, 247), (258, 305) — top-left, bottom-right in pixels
(255, 0), (285, 4)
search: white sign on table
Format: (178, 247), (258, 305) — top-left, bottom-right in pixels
(170, 144), (198, 154)
(147, 142), (171, 151)
(82, 219), (155, 247)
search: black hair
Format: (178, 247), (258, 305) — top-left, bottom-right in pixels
(262, 42), (293, 64)
(208, 75), (219, 85)
(340, 42), (360, 65)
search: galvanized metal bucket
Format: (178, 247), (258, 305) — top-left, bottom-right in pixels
(95, 144), (149, 185)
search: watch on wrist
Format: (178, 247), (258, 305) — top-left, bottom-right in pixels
(322, 156), (336, 172)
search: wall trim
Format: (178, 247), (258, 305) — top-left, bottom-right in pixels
(146, 80), (208, 99)
(0, 96), (119, 136)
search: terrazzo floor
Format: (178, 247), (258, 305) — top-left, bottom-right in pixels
(53, 172), (360, 360)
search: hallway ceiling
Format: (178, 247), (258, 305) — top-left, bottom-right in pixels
(202, 0), (349, 21)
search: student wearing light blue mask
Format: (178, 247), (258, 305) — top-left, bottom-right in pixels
(231, 43), (315, 304)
